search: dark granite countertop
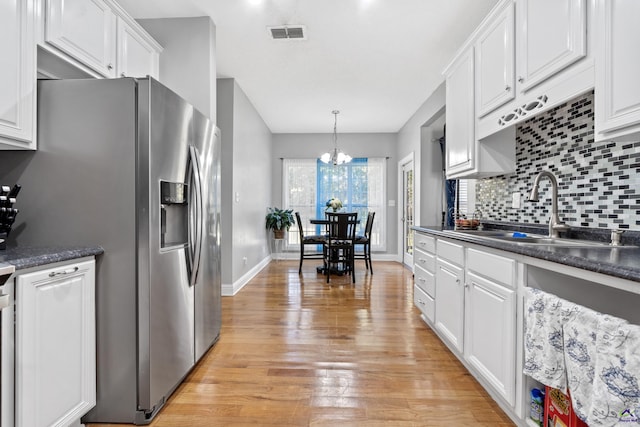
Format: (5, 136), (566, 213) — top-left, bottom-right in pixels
(0, 246), (104, 270)
(412, 223), (640, 283)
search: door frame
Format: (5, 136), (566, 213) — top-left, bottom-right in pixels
(398, 152), (418, 269)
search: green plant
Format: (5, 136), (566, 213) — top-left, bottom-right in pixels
(265, 207), (295, 232)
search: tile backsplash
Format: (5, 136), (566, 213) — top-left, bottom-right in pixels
(475, 91), (640, 229)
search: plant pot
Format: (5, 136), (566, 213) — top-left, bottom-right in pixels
(273, 229), (285, 239)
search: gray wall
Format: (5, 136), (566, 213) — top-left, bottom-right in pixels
(396, 82), (446, 227)
(217, 79), (273, 284)
(272, 133), (398, 255)
(138, 17), (217, 120)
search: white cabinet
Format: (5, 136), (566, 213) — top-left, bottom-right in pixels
(444, 49), (475, 177)
(15, 259), (96, 427)
(594, 0), (640, 142)
(434, 239), (465, 353)
(414, 233), (436, 323)
(475, 1), (515, 117)
(116, 16), (160, 78)
(464, 248), (516, 406)
(39, 0), (162, 80)
(516, 0), (587, 93)
(0, 0), (36, 150)
(44, 0), (117, 77)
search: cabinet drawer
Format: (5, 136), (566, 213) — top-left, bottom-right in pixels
(414, 232), (435, 253)
(414, 285), (435, 323)
(466, 248), (515, 288)
(436, 239), (464, 266)
(414, 264), (435, 297)
(414, 249), (436, 273)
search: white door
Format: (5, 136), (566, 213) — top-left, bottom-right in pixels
(464, 271), (516, 405)
(516, 0), (587, 93)
(45, 0), (117, 77)
(595, 0), (640, 136)
(401, 157), (414, 268)
(475, 1), (515, 117)
(435, 259), (464, 353)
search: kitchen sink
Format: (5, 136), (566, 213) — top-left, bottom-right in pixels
(442, 229), (616, 247)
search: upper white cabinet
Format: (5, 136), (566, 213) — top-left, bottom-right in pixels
(516, 0), (587, 93)
(45, 0), (118, 78)
(444, 49), (475, 176)
(0, 0), (36, 150)
(15, 258), (96, 427)
(116, 16), (161, 78)
(475, 1), (515, 117)
(594, 0), (640, 142)
(39, 0), (162, 80)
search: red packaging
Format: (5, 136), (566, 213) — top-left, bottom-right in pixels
(543, 386), (588, 427)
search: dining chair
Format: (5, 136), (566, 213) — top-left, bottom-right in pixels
(323, 212), (358, 283)
(354, 211), (375, 274)
(294, 212), (326, 274)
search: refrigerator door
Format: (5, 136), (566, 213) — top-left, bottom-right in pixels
(193, 120), (222, 361)
(136, 79), (195, 418)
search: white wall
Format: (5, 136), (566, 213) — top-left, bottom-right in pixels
(217, 79), (273, 286)
(396, 82), (446, 227)
(272, 133), (398, 255)
(138, 17), (217, 120)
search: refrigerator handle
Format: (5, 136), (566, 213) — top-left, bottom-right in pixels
(188, 145), (204, 287)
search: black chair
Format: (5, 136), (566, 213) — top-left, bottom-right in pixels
(354, 211), (375, 274)
(295, 212), (326, 274)
(323, 212), (358, 283)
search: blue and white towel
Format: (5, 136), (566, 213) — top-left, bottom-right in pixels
(586, 315), (640, 427)
(523, 288), (581, 391)
(563, 306), (600, 422)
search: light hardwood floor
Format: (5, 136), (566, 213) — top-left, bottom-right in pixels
(90, 260), (514, 426)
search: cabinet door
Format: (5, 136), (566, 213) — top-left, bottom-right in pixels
(445, 48), (475, 176)
(464, 271), (516, 406)
(116, 17), (160, 79)
(45, 0), (117, 77)
(15, 259), (96, 427)
(517, 0), (586, 93)
(595, 0), (640, 136)
(435, 259), (464, 353)
(0, 0), (36, 149)
(475, 1), (515, 117)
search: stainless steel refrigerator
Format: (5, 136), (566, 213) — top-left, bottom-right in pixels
(0, 78), (221, 424)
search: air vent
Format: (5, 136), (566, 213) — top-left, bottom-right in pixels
(268, 25), (306, 40)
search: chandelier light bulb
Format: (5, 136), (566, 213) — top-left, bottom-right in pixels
(320, 110), (351, 166)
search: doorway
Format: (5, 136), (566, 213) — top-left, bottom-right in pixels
(399, 154), (414, 268)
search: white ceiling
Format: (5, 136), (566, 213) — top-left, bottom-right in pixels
(117, 0), (499, 133)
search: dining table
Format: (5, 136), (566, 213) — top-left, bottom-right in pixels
(309, 215), (360, 276)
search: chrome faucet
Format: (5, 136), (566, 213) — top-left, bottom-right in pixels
(528, 171), (570, 238)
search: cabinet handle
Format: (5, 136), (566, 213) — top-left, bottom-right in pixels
(49, 266), (79, 277)
(107, 63), (114, 70)
(417, 298), (425, 306)
(456, 278), (461, 284)
(505, 85), (511, 91)
(120, 72), (126, 77)
(464, 283), (470, 289)
(418, 277), (425, 283)
(518, 76), (524, 83)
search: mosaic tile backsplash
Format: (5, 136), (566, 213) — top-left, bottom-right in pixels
(475, 91), (640, 229)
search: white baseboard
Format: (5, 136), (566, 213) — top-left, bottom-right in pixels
(221, 255), (271, 296)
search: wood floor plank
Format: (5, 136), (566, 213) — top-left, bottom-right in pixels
(87, 260), (514, 426)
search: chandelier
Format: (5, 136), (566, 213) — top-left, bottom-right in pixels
(320, 110), (352, 166)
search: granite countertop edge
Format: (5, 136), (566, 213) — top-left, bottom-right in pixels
(412, 225), (640, 283)
(0, 246), (104, 270)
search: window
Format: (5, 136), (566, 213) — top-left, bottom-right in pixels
(283, 158), (386, 251)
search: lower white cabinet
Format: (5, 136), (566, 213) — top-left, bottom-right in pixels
(435, 258), (465, 353)
(15, 258), (96, 427)
(464, 271), (516, 406)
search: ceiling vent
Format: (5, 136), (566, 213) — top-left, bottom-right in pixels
(268, 25), (306, 40)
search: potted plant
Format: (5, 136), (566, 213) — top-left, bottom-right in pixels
(325, 198), (343, 212)
(265, 207), (295, 239)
